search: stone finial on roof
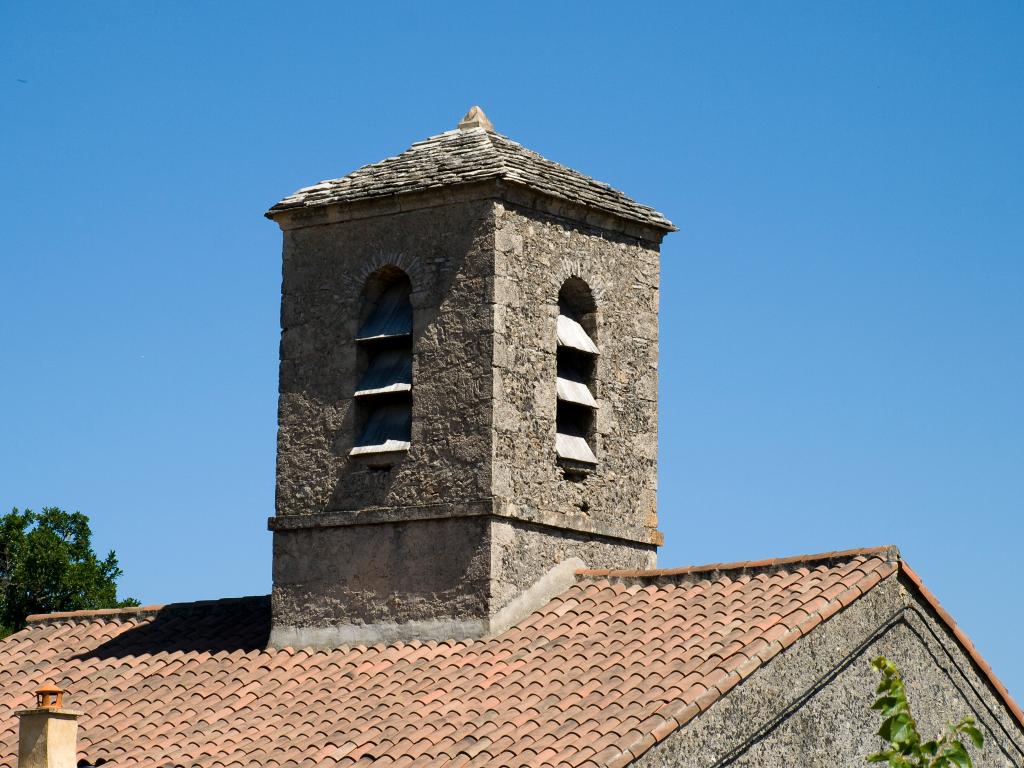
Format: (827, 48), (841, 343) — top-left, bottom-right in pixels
(457, 105), (493, 131)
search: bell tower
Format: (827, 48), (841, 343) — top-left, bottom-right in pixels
(265, 107), (675, 647)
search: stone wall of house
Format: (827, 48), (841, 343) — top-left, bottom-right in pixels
(491, 202), (661, 546)
(631, 575), (1024, 768)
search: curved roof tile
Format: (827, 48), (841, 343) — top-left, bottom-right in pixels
(2, 547), (1016, 767)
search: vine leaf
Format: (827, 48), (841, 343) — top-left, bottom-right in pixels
(866, 656), (984, 768)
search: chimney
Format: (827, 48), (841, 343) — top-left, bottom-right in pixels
(16, 684), (81, 768)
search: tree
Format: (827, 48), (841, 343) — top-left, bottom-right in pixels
(867, 655), (984, 767)
(0, 507), (139, 636)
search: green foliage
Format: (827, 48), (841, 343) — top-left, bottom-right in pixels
(868, 656), (984, 767)
(0, 507), (139, 636)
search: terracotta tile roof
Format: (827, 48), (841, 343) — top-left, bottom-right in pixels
(0, 546), (1013, 767)
(265, 127), (676, 232)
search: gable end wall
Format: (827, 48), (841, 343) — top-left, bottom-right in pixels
(631, 574), (1024, 768)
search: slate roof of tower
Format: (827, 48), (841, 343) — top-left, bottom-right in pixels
(4, 546), (1017, 768)
(266, 126), (676, 232)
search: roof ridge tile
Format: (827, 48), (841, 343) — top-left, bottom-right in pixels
(24, 594), (271, 625)
(576, 545), (900, 584)
(24, 604), (166, 623)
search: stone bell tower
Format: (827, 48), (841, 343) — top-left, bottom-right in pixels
(265, 107), (675, 647)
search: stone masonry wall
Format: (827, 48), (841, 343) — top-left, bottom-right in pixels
(488, 519), (656, 613)
(276, 200), (496, 518)
(271, 517), (492, 635)
(271, 194), (665, 642)
(492, 203), (661, 544)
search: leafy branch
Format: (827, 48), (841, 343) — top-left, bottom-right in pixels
(0, 507), (139, 636)
(868, 656), (983, 767)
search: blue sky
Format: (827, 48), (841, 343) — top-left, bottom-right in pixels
(3, 2), (1022, 699)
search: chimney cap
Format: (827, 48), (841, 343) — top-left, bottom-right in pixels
(35, 683), (64, 709)
(457, 106), (493, 132)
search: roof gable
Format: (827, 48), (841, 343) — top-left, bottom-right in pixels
(266, 127), (676, 233)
